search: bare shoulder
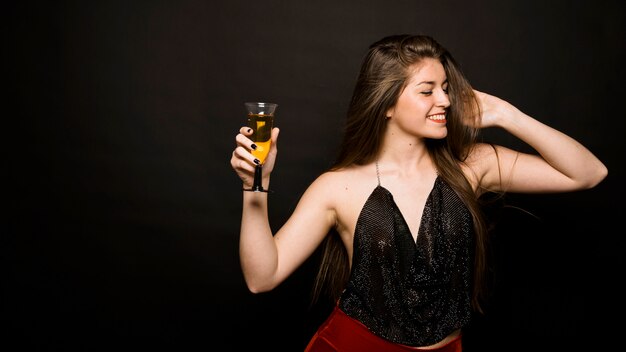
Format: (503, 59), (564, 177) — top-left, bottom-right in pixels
(307, 165), (378, 239)
(300, 168), (351, 205)
(305, 165), (377, 205)
(308, 166), (367, 193)
(307, 168), (348, 192)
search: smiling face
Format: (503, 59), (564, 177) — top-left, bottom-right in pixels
(386, 58), (450, 140)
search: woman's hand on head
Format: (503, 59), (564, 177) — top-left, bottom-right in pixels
(230, 127), (280, 188)
(473, 89), (520, 129)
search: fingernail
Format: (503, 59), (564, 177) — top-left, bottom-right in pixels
(246, 128), (252, 133)
(253, 158), (260, 165)
(251, 143), (257, 150)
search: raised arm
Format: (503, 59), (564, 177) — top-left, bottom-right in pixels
(469, 90), (608, 194)
(230, 127), (336, 293)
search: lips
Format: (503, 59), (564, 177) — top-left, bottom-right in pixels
(427, 113), (446, 123)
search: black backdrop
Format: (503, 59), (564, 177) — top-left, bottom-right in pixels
(5, 0), (625, 351)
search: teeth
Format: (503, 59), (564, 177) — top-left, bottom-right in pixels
(427, 114), (446, 120)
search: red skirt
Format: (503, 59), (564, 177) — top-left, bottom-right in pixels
(305, 306), (462, 352)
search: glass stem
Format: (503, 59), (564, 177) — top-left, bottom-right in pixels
(253, 164), (264, 192)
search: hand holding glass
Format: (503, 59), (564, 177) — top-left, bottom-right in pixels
(243, 102), (278, 192)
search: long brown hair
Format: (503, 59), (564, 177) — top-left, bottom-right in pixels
(311, 34), (490, 313)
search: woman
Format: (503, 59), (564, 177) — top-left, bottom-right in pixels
(230, 34), (607, 351)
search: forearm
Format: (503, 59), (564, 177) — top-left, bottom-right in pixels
(498, 108), (607, 187)
(239, 191), (279, 293)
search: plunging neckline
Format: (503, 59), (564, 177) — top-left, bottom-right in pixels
(367, 175), (440, 245)
(339, 172), (475, 347)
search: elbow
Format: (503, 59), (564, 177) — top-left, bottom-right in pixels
(246, 284), (275, 294)
(245, 279), (278, 294)
(581, 164), (608, 190)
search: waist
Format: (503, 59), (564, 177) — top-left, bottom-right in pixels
(406, 328), (462, 350)
(338, 289), (470, 346)
(312, 305), (463, 351)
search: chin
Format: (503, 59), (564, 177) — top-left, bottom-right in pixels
(428, 130), (448, 140)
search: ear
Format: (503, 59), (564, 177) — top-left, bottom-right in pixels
(386, 106), (394, 119)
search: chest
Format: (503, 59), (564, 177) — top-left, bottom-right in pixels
(335, 176), (437, 246)
(385, 183), (432, 241)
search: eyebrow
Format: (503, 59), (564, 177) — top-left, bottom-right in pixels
(415, 79), (448, 86)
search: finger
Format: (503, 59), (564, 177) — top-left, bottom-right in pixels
(230, 153), (244, 170)
(239, 126), (254, 135)
(238, 159), (256, 174)
(233, 146), (261, 167)
(235, 133), (257, 151)
(231, 154), (256, 174)
(230, 155), (256, 178)
(271, 127), (280, 147)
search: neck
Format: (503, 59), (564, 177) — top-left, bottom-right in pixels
(378, 129), (429, 160)
(376, 140), (434, 176)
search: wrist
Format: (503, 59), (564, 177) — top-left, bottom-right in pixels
(495, 104), (522, 129)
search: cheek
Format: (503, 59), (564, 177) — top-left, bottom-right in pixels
(396, 95), (429, 115)
(404, 101), (430, 118)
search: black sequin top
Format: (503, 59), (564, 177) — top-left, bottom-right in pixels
(338, 175), (474, 346)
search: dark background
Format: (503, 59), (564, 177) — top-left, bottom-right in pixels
(5, 0), (625, 350)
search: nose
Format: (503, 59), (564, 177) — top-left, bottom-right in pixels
(436, 88), (450, 108)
